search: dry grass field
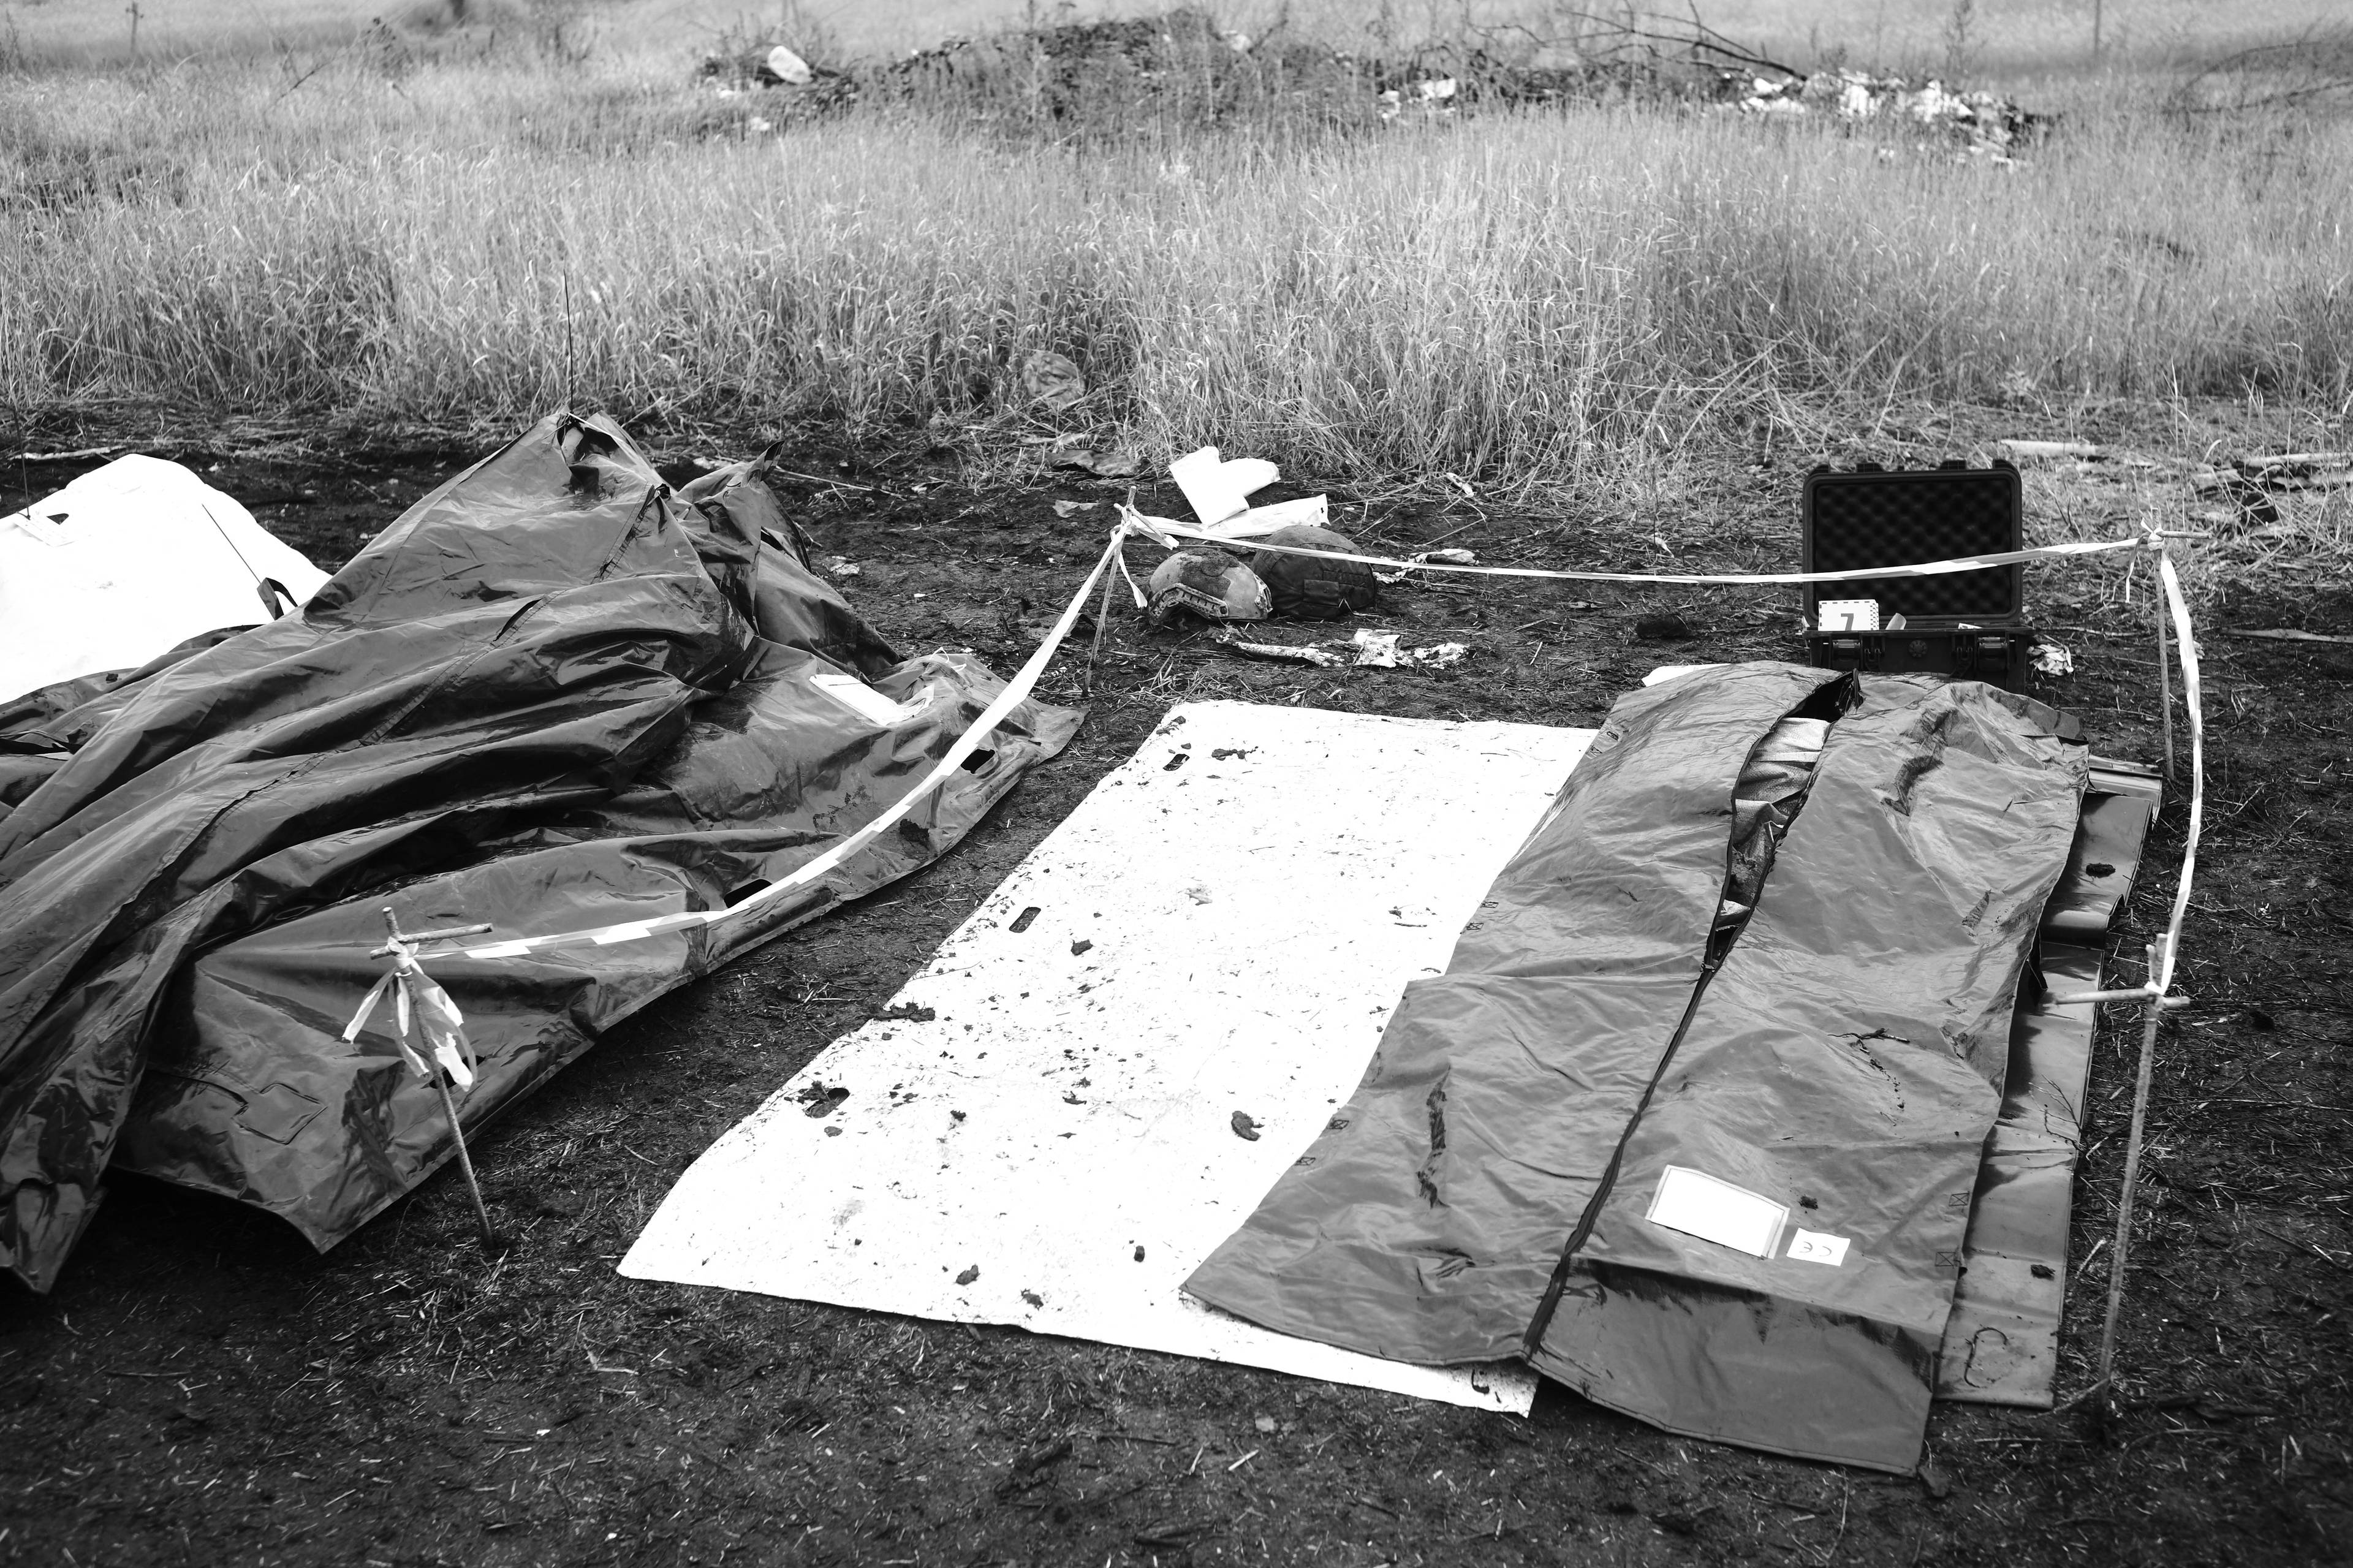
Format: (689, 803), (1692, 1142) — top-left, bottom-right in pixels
(4, 4), (2349, 512)
(2, 4), (2351, 1566)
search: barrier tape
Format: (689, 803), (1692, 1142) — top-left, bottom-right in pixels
(2044, 552), (2203, 1008)
(1140, 507), (2204, 1004)
(2151, 551), (2203, 998)
(2086, 547), (2207, 1404)
(343, 489), (2208, 1395)
(439, 525), (1132, 963)
(384, 514), (2195, 989)
(1129, 507), (2148, 586)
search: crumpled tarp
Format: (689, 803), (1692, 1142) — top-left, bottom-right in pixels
(1186, 664), (2086, 1471)
(0, 413), (1079, 1292)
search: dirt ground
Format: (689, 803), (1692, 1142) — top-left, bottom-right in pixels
(1, 415), (2347, 1567)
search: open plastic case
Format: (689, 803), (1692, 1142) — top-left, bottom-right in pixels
(1802, 460), (2040, 690)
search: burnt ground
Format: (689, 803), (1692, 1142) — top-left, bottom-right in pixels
(1, 420), (2348, 1568)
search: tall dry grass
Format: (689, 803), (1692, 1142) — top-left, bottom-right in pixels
(3, 45), (2349, 491)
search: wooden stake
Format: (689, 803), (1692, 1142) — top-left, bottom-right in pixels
(2094, 941), (2164, 1409)
(432, 1070), (498, 1249)
(1085, 510), (1127, 693)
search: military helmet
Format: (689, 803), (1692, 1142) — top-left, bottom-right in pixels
(1145, 547), (1273, 628)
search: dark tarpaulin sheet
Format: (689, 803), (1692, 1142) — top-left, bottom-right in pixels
(1185, 664), (2085, 1472)
(1934, 941), (2099, 1404)
(1929, 771), (2154, 1407)
(0, 413), (1078, 1292)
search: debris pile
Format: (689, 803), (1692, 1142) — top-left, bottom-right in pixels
(2191, 450), (2353, 532)
(1127, 447), (1418, 654)
(1733, 70), (2052, 160)
(1377, 76), (1458, 123)
(1219, 627), (1471, 670)
(694, 6), (2056, 148)
(701, 9), (1268, 132)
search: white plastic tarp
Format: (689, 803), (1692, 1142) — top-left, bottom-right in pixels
(1, 455), (331, 705)
(623, 701), (1597, 1411)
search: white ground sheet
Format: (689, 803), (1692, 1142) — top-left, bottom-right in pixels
(624, 700), (1596, 1411)
(1, 455), (332, 705)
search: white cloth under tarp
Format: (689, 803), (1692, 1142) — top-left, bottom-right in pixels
(624, 701), (1597, 1412)
(1, 456), (330, 705)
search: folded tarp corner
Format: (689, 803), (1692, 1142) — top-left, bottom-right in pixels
(0, 454), (332, 711)
(1186, 664), (2088, 1472)
(0, 412), (1078, 1292)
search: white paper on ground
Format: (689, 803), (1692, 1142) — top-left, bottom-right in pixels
(1646, 1165), (1790, 1259)
(1189, 494), (1328, 542)
(623, 700), (1596, 1412)
(0, 455), (332, 705)
(1169, 447), (1279, 526)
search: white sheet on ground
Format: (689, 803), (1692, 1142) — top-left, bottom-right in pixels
(1, 455), (332, 705)
(623, 700), (1596, 1412)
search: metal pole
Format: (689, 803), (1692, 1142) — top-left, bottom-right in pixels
(2094, 941), (2163, 1407)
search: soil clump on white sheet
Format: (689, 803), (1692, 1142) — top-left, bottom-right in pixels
(1, 419), (2347, 1565)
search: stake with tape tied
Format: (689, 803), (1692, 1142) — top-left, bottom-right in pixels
(2067, 548), (2206, 1415)
(344, 909), (499, 1247)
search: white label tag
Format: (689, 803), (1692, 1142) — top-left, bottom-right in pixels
(1645, 1165), (1789, 1259)
(1787, 1229), (1851, 1266)
(809, 670), (912, 727)
(1817, 598), (1881, 632)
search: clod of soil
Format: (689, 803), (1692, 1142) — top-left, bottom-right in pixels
(795, 1082), (851, 1118)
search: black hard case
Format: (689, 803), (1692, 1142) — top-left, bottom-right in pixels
(1801, 460), (2038, 691)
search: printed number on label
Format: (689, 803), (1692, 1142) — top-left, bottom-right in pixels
(1787, 1229), (1852, 1267)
